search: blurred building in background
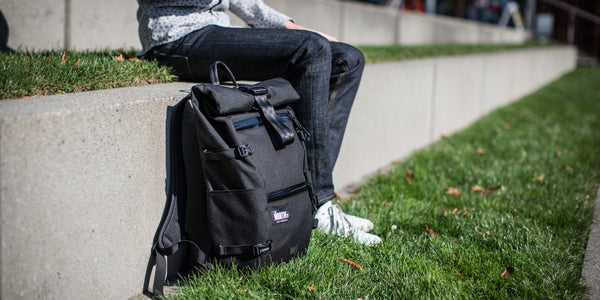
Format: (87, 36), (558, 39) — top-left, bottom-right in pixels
(350, 0), (599, 62)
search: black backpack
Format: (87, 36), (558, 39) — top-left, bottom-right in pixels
(144, 62), (317, 295)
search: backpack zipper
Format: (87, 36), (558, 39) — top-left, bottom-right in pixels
(233, 114), (289, 131)
(267, 182), (309, 202)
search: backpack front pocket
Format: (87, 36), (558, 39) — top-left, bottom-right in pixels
(207, 188), (270, 267)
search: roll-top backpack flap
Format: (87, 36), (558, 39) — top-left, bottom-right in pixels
(192, 78), (300, 116)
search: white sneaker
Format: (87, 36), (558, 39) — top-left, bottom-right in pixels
(315, 201), (381, 246)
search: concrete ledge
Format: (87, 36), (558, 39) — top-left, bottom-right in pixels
(332, 46), (576, 190)
(0, 46), (576, 299)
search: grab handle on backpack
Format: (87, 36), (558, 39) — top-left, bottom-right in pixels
(209, 61), (239, 88)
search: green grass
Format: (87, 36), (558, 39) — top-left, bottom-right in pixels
(164, 67), (600, 299)
(0, 49), (177, 100)
(0, 43), (557, 100)
(358, 42), (558, 63)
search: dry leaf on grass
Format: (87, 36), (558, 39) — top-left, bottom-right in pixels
(474, 148), (487, 154)
(532, 175), (544, 182)
(75, 58), (81, 67)
(445, 187), (461, 196)
(481, 185), (501, 195)
(60, 51), (69, 64)
(338, 257), (362, 270)
(425, 224), (438, 238)
(406, 169), (414, 184)
(453, 268), (466, 278)
(566, 165), (574, 172)
(471, 185), (484, 192)
(501, 266), (514, 278)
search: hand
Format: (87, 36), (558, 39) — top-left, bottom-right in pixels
(283, 20), (339, 42)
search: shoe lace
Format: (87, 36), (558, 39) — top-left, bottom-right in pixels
(328, 204), (352, 236)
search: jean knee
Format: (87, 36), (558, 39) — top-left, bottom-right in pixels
(300, 32), (332, 62)
(331, 43), (365, 73)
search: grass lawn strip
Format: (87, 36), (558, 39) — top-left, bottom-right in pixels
(0, 50), (176, 100)
(165, 68), (600, 299)
(0, 43), (556, 100)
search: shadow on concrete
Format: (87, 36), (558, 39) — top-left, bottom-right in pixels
(0, 10), (13, 52)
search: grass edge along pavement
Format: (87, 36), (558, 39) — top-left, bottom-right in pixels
(161, 68), (600, 299)
(0, 42), (557, 100)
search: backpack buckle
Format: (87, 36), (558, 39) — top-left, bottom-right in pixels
(235, 144), (253, 157)
(253, 241), (272, 256)
(239, 86), (268, 96)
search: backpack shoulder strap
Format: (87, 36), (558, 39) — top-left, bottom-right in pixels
(143, 95), (209, 296)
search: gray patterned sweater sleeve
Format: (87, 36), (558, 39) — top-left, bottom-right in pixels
(228, 0), (292, 28)
(137, 0), (292, 54)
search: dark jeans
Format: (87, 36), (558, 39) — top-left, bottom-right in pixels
(149, 25), (365, 206)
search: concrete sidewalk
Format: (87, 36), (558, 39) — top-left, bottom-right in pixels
(583, 188), (600, 298)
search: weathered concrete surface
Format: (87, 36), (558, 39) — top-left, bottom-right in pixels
(332, 46), (576, 189)
(0, 83), (193, 299)
(0, 47), (576, 299)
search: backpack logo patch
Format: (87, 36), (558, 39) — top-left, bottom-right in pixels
(272, 210), (290, 224)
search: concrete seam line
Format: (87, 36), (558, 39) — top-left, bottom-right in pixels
(64, 0), (71, 49)
(429, 63), (437, 142)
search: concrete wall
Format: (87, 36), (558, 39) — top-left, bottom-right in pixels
(1, 0), (527, 51)
(0, 47), (576, 299)
(332, 46), (576, 190)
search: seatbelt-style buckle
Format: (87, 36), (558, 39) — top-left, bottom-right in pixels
(239, 86), (268, 95)
(253, 241), (272, 256)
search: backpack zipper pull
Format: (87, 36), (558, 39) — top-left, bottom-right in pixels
(287, 112), (311, 142)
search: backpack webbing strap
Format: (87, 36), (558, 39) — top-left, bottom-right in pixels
(218, 240), (272, 257)
(202, 144), (253, 160)
(240, 86), (294, 149)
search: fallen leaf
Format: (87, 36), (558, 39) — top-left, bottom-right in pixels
(443, 208), (448, 216)
(463, 177), (471, 182)
(486, 231), (491, 236)
(60, 51), (69, 64)
(471, 185), (484, 192)
(474, 148), (487, 154)
(555, 150), (562, 157)
(75, 58), (81, 67)
(308, 286), (314, 291)
(454, 252), (466, 263)
(481, 185), (501, 195)
(425, 224), (438, 238)
(508, 203), (517, 212)
(501, 266), (514, 278)
(455, 155), (461, 161)
(114, 54), (124, 61)
(445, 187), (461, 196)
(452, 208), (459, 215)
(406, 169), (414, 184)
(475, 227), (481, 233)
(503, 123), (511, 130)
(453, 268), (466, 278)
(463, 210), (470, 216)
(338, 257), (362, 270)
(566, 165), (573, 172)
(532, 175), (544, 182)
